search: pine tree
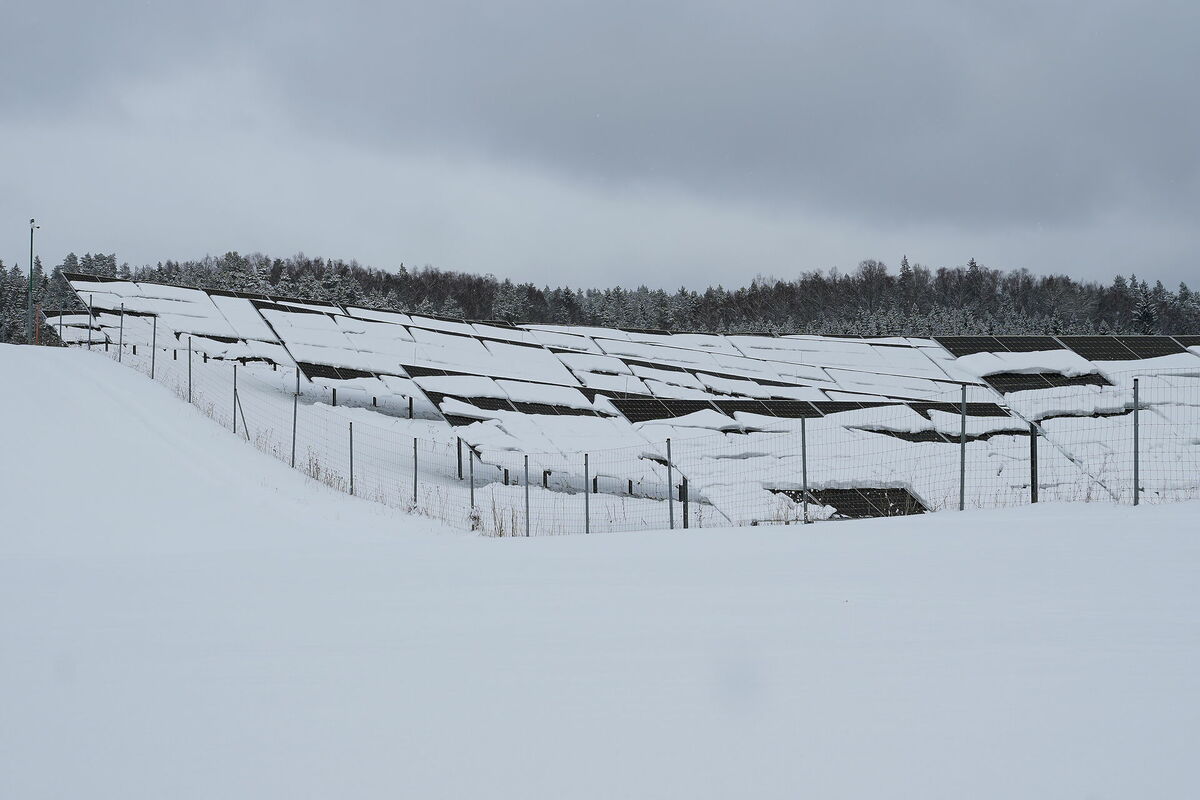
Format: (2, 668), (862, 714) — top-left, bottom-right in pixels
(1133, 282), (1160, 334)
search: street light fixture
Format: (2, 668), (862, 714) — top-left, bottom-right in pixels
(27, 218), (40, 344)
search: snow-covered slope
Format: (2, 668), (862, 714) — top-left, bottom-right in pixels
(2, 344), (1199, 798)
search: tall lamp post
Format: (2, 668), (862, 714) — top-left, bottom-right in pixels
(27, 218), (39, 344)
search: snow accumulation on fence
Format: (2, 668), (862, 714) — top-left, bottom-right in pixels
(42, 274), (1200, 533)
(5, 341), (1200, 799)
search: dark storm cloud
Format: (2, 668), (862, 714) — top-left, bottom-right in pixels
(4, 0), (1199, 285)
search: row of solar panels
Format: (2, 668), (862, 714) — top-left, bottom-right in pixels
(599, 397), (1007, 424)
(936, 335), (1200, 360)
(61, 274), (976, 408)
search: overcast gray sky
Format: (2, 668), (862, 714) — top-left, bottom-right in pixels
(3, 0), (1198, 288)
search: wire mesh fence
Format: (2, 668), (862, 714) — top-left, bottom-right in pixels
(60, 337), (1200, 534)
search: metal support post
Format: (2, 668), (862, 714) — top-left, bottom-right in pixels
(1133, 378), (1140, 506)
(331, 387), (337, 407)
(524, 454), (530, 537)
(233, 364), (238, 435)
(118, 304), (124, 362)
(584, 453), (590, 534)
(58, 308), (63, 343)
(349, 422), (355, 496)
(1030, 422), (1039, 503)
(187, 338), (193, 403)
(469, 449), (475, 509)
(682, 477), (689, 529)
(291, 393), (298, 468)
(87, 295), (94, 349)
(412, 438), (418, 506)
(408, 397), (414, 419)
(801, 416), (810, 523)
(457, 437), (463, 480)
(666, 438), (675, 529)
(150, 316), (157, 379)
(959, 384), (967, 511)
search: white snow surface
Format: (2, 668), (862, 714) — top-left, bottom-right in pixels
(4, 344), (1200, 798)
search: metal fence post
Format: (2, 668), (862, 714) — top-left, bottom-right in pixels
(584, 453), (591, 534)
(87, 295), (94, 349)
(666, 438), (675, 529)
(150, 316), (157, 379)
(412, 438), (418, 507)
(801, 416), (810, 523)
(118, 304), (124, 362)
(232, 364), (238, 435)
(681, 477), (689, 528)
(58, 307), (63, 343)
(959, 384), (967, 511)
(291, 393), (298, 468)
(187, 338), (193, 403)
(457, 437), (463, 480)
(1133, 378), (1140, 506)
(524, 454), (530, 537)
(469, 448), (475, 509)
(408, 397), (414, 419)
(1030, 422), (1039, 503)
(349, 422), (355, 496)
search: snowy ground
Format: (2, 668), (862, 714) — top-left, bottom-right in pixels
(2, 344), (1199, 798)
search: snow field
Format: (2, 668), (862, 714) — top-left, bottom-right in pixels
(4, 343), (1200, 799)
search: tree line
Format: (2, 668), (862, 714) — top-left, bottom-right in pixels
(2, 250), (1197, 345)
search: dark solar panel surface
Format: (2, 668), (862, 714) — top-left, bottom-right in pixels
(713, 399), (775, 416)
(908, 401), (963, 417)
(1059, 336), (1140, 361)
(935, 336), (1004, 356)
(657, 400), (718, 418)
(464, 397), (517, 412)
(810, 401), (868, 415)
(1173, 336), (1200, 348)
(762, 401), (822, 418)
(609, 398), (672, 423)
(774, 488), (926, 518)
(554, 406), (600, 416)
(252, 299), (327, 316)
(1114, 336), (1186, 358)
(621, 358), (690, 373)
(297, 361), (343, 380)
(401, 364), (448, 378)
(865, 429), (956, 444)
(992, 336), (1062, 352)
(1044, 373), (1110, 388)
(966, 402), (1009, 416)
(510, 401), (560, 415)
(983, 373), (1052, 393)
(62, 271), (124, 283)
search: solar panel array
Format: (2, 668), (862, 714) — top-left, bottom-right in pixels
(50, 274), (1200, 525)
